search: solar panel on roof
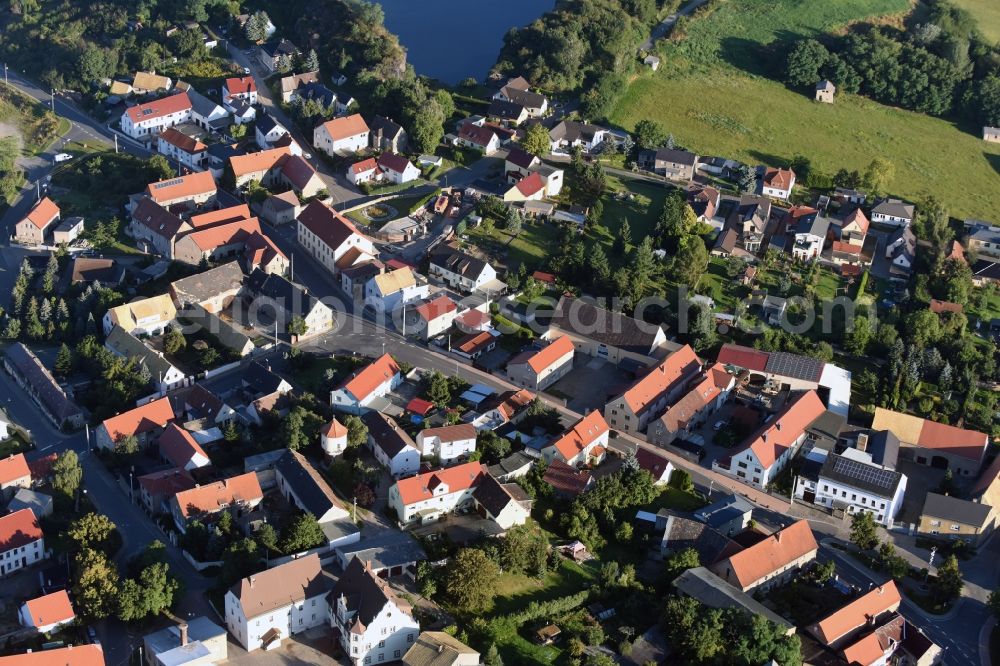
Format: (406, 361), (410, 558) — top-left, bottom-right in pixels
(765, 352), (824, 382)
(153, 178), (184, 189)
(831, 456), (897, 490)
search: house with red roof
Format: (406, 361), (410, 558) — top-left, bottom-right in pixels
(19, 589), (75, 634)
(222, 76), (257, 106)
(649, 365), (735, 446)
(376, 152), (420, 184)
(169, 472), (263, 532)
(158, 423), (211, 472)
(388, 461), (485, 524)
(541, 411), (610, 468)
(296, 201), (376, 277)
(137, 468), (195, 514)
(0, 453), (31, 502)
(0, 644), (106, 666)
(634, 447), (675, 485)
(543, 459), (593, 497)
(712, 390), (826, 489)
(0, 508), (45, 575)
(452, 331), (497, 361)
(761, 166), (796, 200)
(840, 207), (870, 246)
(15, 197), (60, 245)
(503, 171), (546, 202)
(121, 92), (193, 141)
(709, 519), (817, 592)
(96, 396), (175, 451)
(313, 114), (370, 156)
(157, 127), (207, 170)
(346, 157), (381, 185)
(808, 580), (901, 648)
(506, 336), (575, 391)
(329, 354), (402, 414)
(604, 345), (702, 434)
(413, 295), (458, 340)
(456, 122), (500, 154)
(173, 217), (268, 266)
(871, 407), (988, 476)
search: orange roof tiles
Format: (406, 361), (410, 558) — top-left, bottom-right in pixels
(189, 204), (251, 228)
(350, 157), (378, 174)
(841, 630), (887, 666)
(517, 336), (574, 374)
(763, 167), (795, 191)
(322, 418), (348, 438)
(717, 519), (817, 589)
(495, 389), (535, 420)
(741, 390), (826, 468)
(101, 396), (174, 443)
(811, 581), (900, 646)
(415, 295), (457, 321)
(550, 410), (609, 462)
(179, 217), (262, 252)
(297, 201), (365, 252)
(717, 344), (769, 373)
(319, 114), (369, 142)
(244, 231), (287, 268)
(173, 472), (262, 519)
(618, 344), (701, 414)
(843, 208), (870, 233)
(660, 373), (721, 432)
(0, 509), (43, 551)
(125, 92), (192, 124)
(229, 147), (291, 178)
(832, 241), (863, 254)
(158, 127), (206, 154)
(23, 590), (74, 627)
(456, 331), (494, 354)
(340, 354), (400, 402)
(394, 462), (484, 506)
(158, 423), (209, 470)
(929, 299), (963, 314)
(515, 172), (545, 197)
(145, 171), (216, 204)
(23, 197), (59, 229)
(0, 644), (105, 666)
(224, 76), (256, 95)
(871, 408), (988, 462)
(0, 453), (31, 486)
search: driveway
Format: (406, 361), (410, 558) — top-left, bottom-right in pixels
(549, 357), (631, 413)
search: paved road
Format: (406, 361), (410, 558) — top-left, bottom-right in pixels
(639, 0), (711, 52)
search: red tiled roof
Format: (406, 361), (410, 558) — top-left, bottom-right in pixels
(318, 114), (369, 141)
(515, 172), (545, 197)
(763, 167), (795, 191)
(297, 201), (365, 253)
(280, 154), (318, 190)
(741, 390), (826, 468)
(716, 344), (769, 373)
(917, 419), (985, 460)
(0, 453), (30, 486)
(394, 462), (484, 505)
(415, 295), (457, 322)
(929, 299), (963, 314)
(532, 271), (556, 284)
(173, 472), (262, 519)
(158, 127), (206, 154)
(125, 92), (192, 124)
(456, 331), (494, 354)
(843, 207), (870, 234)
(457, 309), (491, 328)
(23, 197), (59, 230)
(322, 418), (347, 438)
(514, 336), (574, 374)
(27, 453), (56, 480)
(660, 372), (721, 432)
(340, 354), (400, 402)
(137, 468), (195, 498)
(459, 123), (496, 147)
(189, 204), (251, 228)
(350, 157), (378, 174)
(224, 76), (256, 95)
(144, 171), (216, 204)
(810, 581), (901, 646)
(0, 508), (42, 552)
(229, 147), (291, 178)
(617, 344), (701, 414)
(717, 519), (817, 589)
(406, 398), (435, 416)
(23, 590), (74, 628)
(158, 423), (209, 470)
(244, 231), (287, 269)
(635, 447), (672, 480)
(832, 241), (862, 254)
(550, 411), (609, 462)
(0, 644), (105, 666)
(543, 459), (592, 496)
(376, 152), (412, 174)
(101, 397), (174, 443)
(179, 217), (262, 252)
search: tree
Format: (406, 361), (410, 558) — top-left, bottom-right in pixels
(244, 10), (270, 42)
(845, 314), (872, 355)
(814, 559), (836, 584)
(664, 547), (700, 581)
(670, 468), (694, 492)
(484, 643), (504, 666)
(522, 123), (551, 157)
(69, 513), (117, 552)
(52, 450), (83, 499)
(931, 554), (963, 605)
(280, 407), (308, 450)
(221, 538), (262, 585)
(344, 415), (368, 448)
(115, 434), (140, 456)
(736, 165), (756, 193)
(425, 370), (452, 406)
(74, 548), (120, 620)
(287, 316), (308, 337)
(670, 235), (709, 288)
(688, 301), (717, 352)
(255, 523), (279, 553)
(632, 119), (666, 150)
(862, 158), (894, 197)
(303, 48), (320, 72)
(280, 512), (325, 553)
(117, 562), (179, 621)
(54, 343), (74, 377)
(164, 329), (186, 354)
(914, 197), (952, 266)
(444, 548), (501, 613)
(477, 429), (511, 465)
(849, 511), (879, 551)
(785, 39), (830, 87)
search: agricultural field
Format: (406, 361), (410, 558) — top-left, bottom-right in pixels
(953, 0), (1000, 42)
(610, 0), (1000, 221)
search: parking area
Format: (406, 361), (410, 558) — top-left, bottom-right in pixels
(224, 627), (342, 665)
(689, 399), (767, 471)
(410, 512), (504, 542)
(894, 459), (947, 527)
(549, 357), (632, 413)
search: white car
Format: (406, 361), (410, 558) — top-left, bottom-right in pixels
(53, 153), (73, 163)
(712, 420), (727, 431)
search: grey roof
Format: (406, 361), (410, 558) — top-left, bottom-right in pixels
(550, 296), (664, 355)
(362, 412), (416, 458)
(651, 148), (698, 166)
(694, 494), (754, 528)
(144, 617), (225, 660)
(246, 268), (322, 320)
(68, 257), (126, 285)
(255, 111), (281, 136)
(207, 143), (242, 162)
(105, 325), (178, 380)
(369, 115), (405, 140)
(403, 632), (479, 666)
(888, 226), (916, 260)
(968, 224), (1000, 244)
(872, 199), (914, 220)
(170, 261), (244, 306)
(805, 410), (846, 450)
(502, 87), (547, 109)
(336, 530), (427, 571)
(819, 452), (903, 499)
(488, 451), (536, 479)
(549, 120), (604, 144)
(244, 448), (287, 472)
(673, 566), (794, 631)
(7, 489), (53, 517)
(765, 351), (824, 382)
(275, 450), (340, 520)
(660, 513), (739, 564)
(328, 557), (403, 627)
(181, 303), (253, 355)
(187, 89), (224, 118)
(844, 429), (900, 469)
(3, 343), (82, 424)
(472, 473), (521, 517)
(921, 492), (992, 527)
(488, 98), (526, 121)
(300, 82), (336, 108)
(430, 247), (491, 281)
(242, 360), (286, 395)
(796, 213), (830, 239)
(260, 39), (298, 58)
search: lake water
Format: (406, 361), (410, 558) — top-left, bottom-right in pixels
(375, 0), (556, 84)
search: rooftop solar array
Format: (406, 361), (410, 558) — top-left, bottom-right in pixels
(153, 178), (184, 190)
(820, 453), (902, 496)
(765, 351), (824, 382)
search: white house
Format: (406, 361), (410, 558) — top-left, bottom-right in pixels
(0, 509), (45, 576)
(188, 89), (230, 133)
(222, 76), (258, 106)
(254, 113), (292, 151)
(791, 213), (830, 262)
(886, 227), (916, 279)
(19, 590), (74, 634)
(505, 336), (575, 391)
(871, 199), (915, 227)
(314, 114), (370, 156)
(428, 247), (498, 293)
(540, 411), (610, 467)
(95, 396), (175, 451)
(761, 167), (796, 200)
(712, 390), (826, 490)
(456, 123), (500, 154)
(297, 201), (376, 277)
(413, 295), (458, 341)
(416, 424), (477, 465)
(376, 152), (420, 184)
(388, 461), (484, 524)
(225, 554), (329, 652)
(472, 473), (531, 530)
(794, 448), (907, 528)
(0, 453), (31, 501)
(157, 127), (207, 170)
(364, 267), (429, 315)
(121, 92), (193, 140)
(329, 354), (401, 414)
(347, 157), (381, 185)
(158, 423), (211, 472)
(103, 294), (177, 336)
(329, 557), (420, 666)
(548, 120), (607, 153)
(321, 418), (349, 456)
(363, 412), (421, 478)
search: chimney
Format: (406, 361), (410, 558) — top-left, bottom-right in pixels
(249, 576), (255, 588)
(179, 622), (189, 647)
(438, 643), (445, 654)
(857, 432), (869, 453)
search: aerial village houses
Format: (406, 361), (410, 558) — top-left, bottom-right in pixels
(541, 411), (610, 467)
(138, 170), (218, 212)
(129, 198), (190, 257)
(413, 295), (458, 340)
(546, 296), (670, 366)
(506, 335), (575, 391)
(871, 407), (988, 476)
(363, 412), (421, 477)
(95, 396), (175, 451)
(871, 199), (915, 227)
(157, 423), (211, 472)
(15, 197), (60, 245)
(794, 448), (907, 527)
(314, 114), (370, 156)
(347, 157), (380, 185)
(709, 519), (818, 592)
(376, 153), (420, 184)
(121, 91), (193, 140)
(648, 365), (735, 446)
(103, 293), (177, 336)
(403, 632), (480, 666)
(105, 325), (186, 392)
(297, 201), (377, 277)
(637, 148), (698, 180)
(388, 461), (485, 525)
(369, 115), (408, 152)
(169, 472), (263, 532)
(3, 343), (84, 429)
(364, 267), (428, 314)
(245, 269), (331, 339)
(761, 167), (796, 200)
(457, 123), (500, 154)
(603, 344), (702, 434)
(222, 76), (257, 106)
(0, 508), (46, 576)
(18, 589), (75, 634)
(279, 71), (320, 103)
(329, 354), (403, 413)
(416, 424), (478, 465)
(428, 247), (498, 293)
(0, 454), (31, 502)
(157, 127), (207, 170)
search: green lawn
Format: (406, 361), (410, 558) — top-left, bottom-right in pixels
(610, 0), (1000, 221)
(591, 177), (673, 251)
(467, 219), (566, 270)
(954, 0), (1000, 42)
(642, 486), (708, 513)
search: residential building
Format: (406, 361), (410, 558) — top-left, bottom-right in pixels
(170, 472), (263, 532)
(871, 199), (915, 227)
(388, 461), (484, 524)
(761, 167), (796, 200)
(297, 201), (376, 276)
(260, 190), (301, 225)
(966, 220), (1000, 262)
(347, 157), (381, 185)
(473, 473), (531, 530)
(548, 120), (607, 153)
(128, 198), (190, 257)
(278, 71), (320, 103)
(985, 126), (1000, 143)
(918, 492), (994, 546)
(95, 396), (175, 451)
(225, 553), (328, 651)
(0, 509), (45, 576)
(840, 207), (870, 246)
(328, 557), (420, 666)
(65, 257), (126, 287)
(808, 581), (900, 649)
(138, 468), (195, 515)
(154, 128), (205, 173)
(693, 494), (754, 536)
(222, 76), (257, 106)
(141, 170), (217, 211)
(487, 451), (535, 482)
(321, 418), (349, 457)
(158, 423), (211, 472)
(169, 261), (244, 312)
(376, 152), (420, 184)
(488, 98), (529, 125)
(815, 79), (836, 103)
(104, 325), (185, 392)
(687, 185), (720, 221)
(256, 39), (299, 73)
(791, 212), (830, 261)
(648, 365), (735, 446)
(541, 411), (610, 467)
(14, 197), (60, 245)
(52, 216), (84, 245)
(543, 459), (593, 497)
(672, 567), (794, 636)
(871, 407), (988, 476)
(506, 336), (575, 391)
(103, 294), (177, 336)
(413, 295), (458, 340)
(363, 412), (420, 477)
(604, 344), (702, 434)
(794, 449), (906, 527)
(712, 390), (827, 489)
(452, 331), (497, 361)
(634, 447), (674, 485)
(472, 389), (535, 431)
(502, 171), (546, 202)
(456, 123), (500, 154)
(416, 424), (477, 465)
(19, 590), (74, 634)
(275, 450), (353, 528)
(403, 632), (479, 666)
(714, 196), (772, 257)
(369, 115), (407, 152)
(657, 513), (739, 563)
(2, 343), (84, 429)
(709, 519), (818, 592)
(333, 531), (426, 578)
(546, 296), (670, 366)
(637, 148), (698, 180)
(886, 226), (916, 281)
(428, 247), (498, 293)
(314, 114), (370, 156)
(245, 269), (332, 339)
(493, 78), (548, 117)
(7, 490), (51, 520)
(330, 354), (401, 413)
(143, 617), (227, 666)
(365, 267), (428, 314)
(0, 453), (31, 502)
(121, 92), (193, 140)
(131, 71), (172, 94)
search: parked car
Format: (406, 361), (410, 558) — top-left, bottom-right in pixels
(53, 153), (73, 163)
(712, 419), (727, 431)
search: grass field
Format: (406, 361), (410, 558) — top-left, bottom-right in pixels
(610, 0), (1000, 221)
(954, 0), (1000, 42)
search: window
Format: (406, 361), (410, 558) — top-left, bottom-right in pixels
(379, 641), (385, 648)
(950, 524), (961, 531)
(930, 520), (941, 527)
(407, 634), (415, 643)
